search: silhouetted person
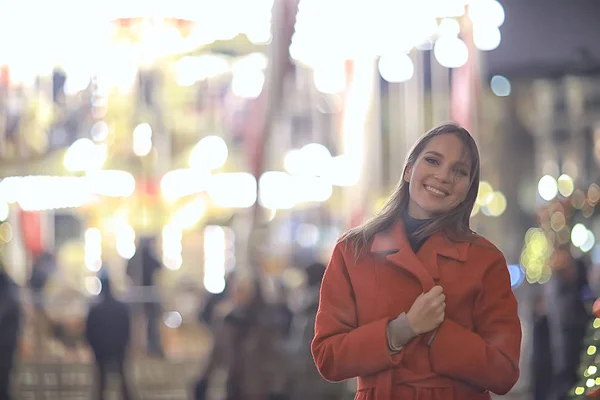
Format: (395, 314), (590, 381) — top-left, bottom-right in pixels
(195, 276), (288, 400)
(29, 252), (55, 313)
(199, 272), (235, 330)
(85, 275), (132, 400)
(544, 250), (591, 400)
(0, 265), (19, 400)
(127, 237), (163, 357)
(289, 262), (344, 400)
(531, 286), (553, 400)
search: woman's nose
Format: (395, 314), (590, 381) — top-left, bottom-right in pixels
(435, 168), (453, 183)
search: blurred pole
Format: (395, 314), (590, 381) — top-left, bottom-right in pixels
(150, 69), (171, 180)
(386, 52), (424, 189)
(451, 17), (481, 137)
(339, 58), (381, 228)
(403, 52), (425, 148)
(564, 76), (586, 183)
(386, 78), (405, 185)
(245, 0), (298, 282)
(430, 51), (451, 124)
(531, 79), (559, 180)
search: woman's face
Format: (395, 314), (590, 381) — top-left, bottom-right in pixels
(404, 133), (472, 219)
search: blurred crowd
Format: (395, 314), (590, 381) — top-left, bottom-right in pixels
(0, 237), (353, 400)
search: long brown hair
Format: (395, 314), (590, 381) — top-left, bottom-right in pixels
(340, 123), (481, 259)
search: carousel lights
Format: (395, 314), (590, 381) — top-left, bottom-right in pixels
(207, 173), (257, 209)
(189, 136), (229, 171)
(434, 36), (469, 69)
(231, 69), (265, 99)
(133, 123), (153, 157)
(0, 0), (274, 87)
(0, 172), (136, 212)
(258, 172), (333, 209)
(291, 0), (505, 85)
(378, 53), (414, 83)
(115, 224), (136, 260)
(259, 172), (297, 210)
(170, 198), (207, 230)
(0, 202), (8, 221)
(17, 176), (94, 212)
(161, 169), (210, 202)
(312, 61), (347, 94)
(64, 138), (107, 172)
(87, 170), (136, 198)
(175, 55), (230, 87)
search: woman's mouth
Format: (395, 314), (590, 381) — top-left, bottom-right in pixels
(424, 185), (449, 197)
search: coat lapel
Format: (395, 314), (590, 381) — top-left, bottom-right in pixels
(370, 220), (470, 292)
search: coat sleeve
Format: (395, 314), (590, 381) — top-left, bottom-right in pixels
(311, 243), (401, 382)
(428, 253), (522, 395)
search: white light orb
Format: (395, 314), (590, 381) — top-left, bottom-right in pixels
(190, 135), (229, 171)
(469, 0), (505, 28)
(434, 37), (469, 68)
(571, 224), (588, 248)
(438, 18), (461, 37)
(378, 53), (414, 83)
(538, 175), (558, 201)
(473, 26), (502, 51)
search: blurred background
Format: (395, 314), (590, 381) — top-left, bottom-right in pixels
(1, 0), (600, 399)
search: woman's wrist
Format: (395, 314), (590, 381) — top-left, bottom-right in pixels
(386, 312), (417, 352)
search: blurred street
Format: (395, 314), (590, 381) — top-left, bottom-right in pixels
(15, 360), (200, 400)
(12, 360), (530, 400)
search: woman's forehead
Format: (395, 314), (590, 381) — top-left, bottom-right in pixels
(422, 134), (472, 165)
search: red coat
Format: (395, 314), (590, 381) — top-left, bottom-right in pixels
(312, 221), (522, 400)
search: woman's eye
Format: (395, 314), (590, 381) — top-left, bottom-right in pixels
(425, 157), (438, 165)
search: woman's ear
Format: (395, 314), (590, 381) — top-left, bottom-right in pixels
(403, 167), (411, 183)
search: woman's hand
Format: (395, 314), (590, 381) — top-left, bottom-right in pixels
(406, 286), (445, 335)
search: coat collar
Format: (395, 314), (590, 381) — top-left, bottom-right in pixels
(370, 219), (470, 262)
(370, 220), (470, 291)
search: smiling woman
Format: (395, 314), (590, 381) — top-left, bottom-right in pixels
(404, 134), (473, 220)
(312, 122), (522, 400)
(340, 123), (481, 258)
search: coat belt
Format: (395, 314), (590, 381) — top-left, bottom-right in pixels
(358, 368), (457, 399)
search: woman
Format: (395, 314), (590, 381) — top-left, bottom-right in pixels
(311, 123), (522, 400)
